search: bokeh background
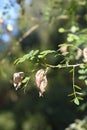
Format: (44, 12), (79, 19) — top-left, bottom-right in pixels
(0, 0), (87, 130)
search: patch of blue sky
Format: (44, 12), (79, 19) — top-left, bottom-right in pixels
(0, 0), (16, 7)
(9, 3), (21, 19)
(0, 0), (21, 51)
(0, 1), (21, 20)
(1, 33), (11, 43)
(0, 0), (21, 32)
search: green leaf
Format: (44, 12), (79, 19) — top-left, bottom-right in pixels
(22, 77), (30, 83)
(33, 50), (39, 56)
(58, 43), (74, 47)
(58, 28), (65, 33)
(68, 93), (74, 97)
(76, 92), (83, 95)
(54, 53), (61, 57)
(23, 50), (34, 60)
(74, 98), (80, 105)
(85, 80), (87, 85)
(74, 85), (81, 90)
(62, 52), (69, 56)
(77, 96), (84, 101)
(14, 50), (39, 64)
(79, 103), (87, 111)
(38, 50), (55, 58)
(14, 50), (33, 64)
(40, 50), (55, 55)
(14, 57), (25, 64)
(84, 69), (87, 73)
(78, 69), (85, 74)
(79, 76), (86, 80)
(69, 68), (74, 73)
(79, 64), (85, 69)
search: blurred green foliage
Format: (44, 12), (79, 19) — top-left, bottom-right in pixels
(0, 112), (15, 130)
(65, 116), (87, 130)
(22, 114), (52, 130)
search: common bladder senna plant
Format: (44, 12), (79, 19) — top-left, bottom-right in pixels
(13, 45), (87, 105)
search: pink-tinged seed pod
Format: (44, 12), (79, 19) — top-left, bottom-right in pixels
(83, 48), (87, 61)
(13, 72), (24, 90)
(35, 69), (47, 96)
(77, 48), (82, 59)
(60, 45), (67, 54)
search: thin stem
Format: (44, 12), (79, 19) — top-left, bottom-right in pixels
(19, 24), (39, 43)
(45, 63), (81, 99)
(45, 63), (84, 69)
(72, 66), (76, 98)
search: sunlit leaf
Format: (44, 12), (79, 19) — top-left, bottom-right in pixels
(14, 57), (25, 64)
(74, 85), (81, 90)
(85, 80), (87, 85)
(58, 28), (65, 33)
(62, 52), (69, 56)
(79, 64), (85, 69)
(33, 50), (39, 56)
(69, 68), (74, 73)
(22, 77), (30, 83)
(78, 69), (85, 74)
(77, 96), (84, 100)
(76, 92), (83, 95)
(68, 93), (74, 97)
(40, 50), (55, 55)
(14, 50), (39, 64)
(38, 50), (55, 58)
(74, 98), (80, 105)
(78, 76), (86, 80)
(58, 43), (74, 47)
(84, 69), (87, 73)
